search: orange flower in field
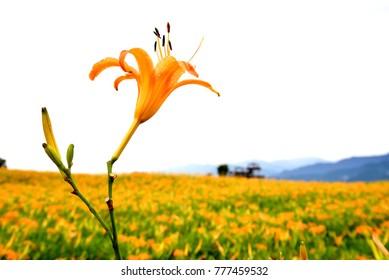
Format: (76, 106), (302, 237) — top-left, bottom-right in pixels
(127, 253), (152, 260)
(381, 221), (389, 228)
(6, 250), (19, 260)
(18, 218), (38, 229)
(256, 243), (268, 250)
(173, 248), (186, 258)
(0, 246), (19, 260)
(286, 221), (308, 231)
(355, 225), (372, 235)
(129, 222), (138, 231)
(90, 23), (219, 162)
(308, 224), (326, 234)
(356, 255), (370, 260)
(0, 211), (19, 224)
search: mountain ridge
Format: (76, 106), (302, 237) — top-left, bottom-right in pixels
(162, 153), (389, 182)
(273, 153), (389, 182)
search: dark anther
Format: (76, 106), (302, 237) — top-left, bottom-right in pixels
(169, 41), (173, 51)
(167, 22), (170, 33)
(162, 35), (165, 47)
(154, 27), (161, 38)
(154, 41), (157, 52)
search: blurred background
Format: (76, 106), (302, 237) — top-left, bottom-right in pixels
(1, 0), (388, 174)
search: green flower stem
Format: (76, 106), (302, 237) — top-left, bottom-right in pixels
(107, 160), (121, 260)
(64, 173), (114, 244)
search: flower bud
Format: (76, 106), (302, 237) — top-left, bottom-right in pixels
(42, 107), (61, 158)
(300, 241), (309, 260)
(66, 144), (74, 169)
(43, 143), (67, 178)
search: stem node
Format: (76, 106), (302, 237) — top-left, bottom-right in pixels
(105, 197), (114, 211)
(109, 173), (118, 182)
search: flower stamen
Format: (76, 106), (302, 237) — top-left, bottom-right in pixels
(168, 40), (173, 51)
(167, 22), (171, 56)
(154, 23), (173, 61)
(162, 35), (167, 57)
(154, 27), (164, 62)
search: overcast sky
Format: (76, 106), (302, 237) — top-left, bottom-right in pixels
(1, 0), (389, 173)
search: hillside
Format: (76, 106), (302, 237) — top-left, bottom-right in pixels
(161, 154), (389, 182)
(273, 154), (389, 182)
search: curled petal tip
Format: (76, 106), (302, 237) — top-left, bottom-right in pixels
(89, 72), (96, 81)
(119, 50), (132, 72)
(114, 74), (136, 91)
(89, 57), (121, 80)
(209, 86), (220, 97)
(173, 79), (220, 98)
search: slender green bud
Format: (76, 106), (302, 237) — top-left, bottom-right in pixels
(43, 143), (61, 166)
(43, 143), (67, 178)
(42, 107), (61, 158)
(66, 144), (74, 169)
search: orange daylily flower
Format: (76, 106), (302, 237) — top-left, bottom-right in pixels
(89, 23), (219, 162)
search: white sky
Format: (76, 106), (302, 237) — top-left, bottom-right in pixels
(1, 0), (389, 173)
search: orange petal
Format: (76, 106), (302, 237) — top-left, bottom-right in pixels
(128, 48), (155, 85)
(140, 79), (219, 123)
(172, 79), (220, 96)
(113, 73), (137, 91)
(118, 51), (140, 75)
(128, 48), (156, 121)
(136, 56), (185, 123)
(119, 50), (131, 72)
(179, 61), (199, 77)
(154, 56), (185, 95)
(89, 57), (120, 80)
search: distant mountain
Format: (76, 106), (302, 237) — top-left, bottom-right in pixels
(163, 158), (327, 177)
(233, 158), (327, 177)
(273, 153), (389, 182)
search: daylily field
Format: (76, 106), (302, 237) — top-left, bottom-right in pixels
(0, 169), (388, 260)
